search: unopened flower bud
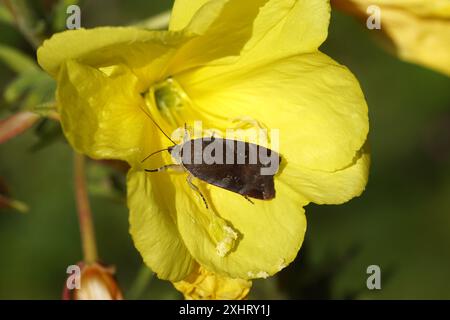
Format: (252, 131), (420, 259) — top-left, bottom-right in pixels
(63, 262), (123, 300)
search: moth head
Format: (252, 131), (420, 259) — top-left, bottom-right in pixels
(168, 144), (183, 164)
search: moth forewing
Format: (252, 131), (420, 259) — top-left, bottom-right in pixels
(141, 113), (281, 204)
(178, 138), (280, 200)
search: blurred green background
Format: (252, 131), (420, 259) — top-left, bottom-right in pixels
(1, 0), (450, 299)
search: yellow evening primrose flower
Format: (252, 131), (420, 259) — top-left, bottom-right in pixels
(37, 0), (369, 283)
(174, 265), (251, 300)
(332, 0), (450, 76)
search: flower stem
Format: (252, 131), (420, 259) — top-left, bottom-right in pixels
(74, 152), (98, 264)
(127, 265), (154, 300)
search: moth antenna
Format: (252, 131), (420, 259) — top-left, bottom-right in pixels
(141, 148), (169, 163)
(183, 123), (191, 143)
(138, 103), (176, 145)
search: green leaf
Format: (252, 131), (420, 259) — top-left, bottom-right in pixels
(0, 44), (38, 74)
(0, 4), (14, 25)
(4, 0), (44, 48)
(4, 70), (55, 108)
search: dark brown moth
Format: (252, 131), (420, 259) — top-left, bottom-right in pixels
(139, 109), (280, 208)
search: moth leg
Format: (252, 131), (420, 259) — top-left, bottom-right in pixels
(243, 195), (255, 205)
(145, 164), (183, 173)
(204, 128), (220, 139)
(231, 116), (271, 143)
(183, 123), (193, 143)
(231, 116), (265, 130)
(186, 174), (209, 210)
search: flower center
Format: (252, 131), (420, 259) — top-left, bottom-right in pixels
(154, 78), (187, 110)
(145, 77), (190, 128)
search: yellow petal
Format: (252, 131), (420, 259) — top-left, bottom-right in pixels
(170, 0), (218, 31)
(37, 27), (189, 85)
(282, 145), (370, 204)
(56, 60), (155, 164)
(173, 173), (308, 279)
(127, 169), (197, 281)
(236, 0), (330, 63)
(334, 0), (450, 76)
(173, 264), (252, 300)
(168, 0), (330, 75)
(177, 51), (369, 172)
(169, 0), (265, 74)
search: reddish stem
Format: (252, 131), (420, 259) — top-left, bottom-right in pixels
(0, 111), (39, 144)
(74, 153), (98, 264)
